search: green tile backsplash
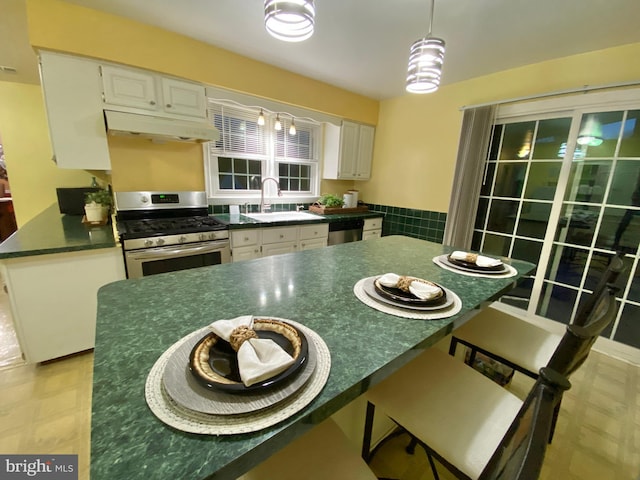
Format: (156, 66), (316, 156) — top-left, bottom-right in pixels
(210, 202), (447, 243)
(367, 203), (446, 243)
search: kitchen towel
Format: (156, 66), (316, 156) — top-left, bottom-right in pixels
(209, 315), (295, 387)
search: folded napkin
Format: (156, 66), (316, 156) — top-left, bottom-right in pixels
(209, 315), (295, 387)
(378, 273), (441, 300)
(450, 251), (502, 268)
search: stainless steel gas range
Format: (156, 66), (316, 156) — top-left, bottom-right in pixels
(115, 191), (230, 279)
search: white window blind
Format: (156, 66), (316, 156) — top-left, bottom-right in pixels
(274, 117), (319, 163)
(207, 103), (269, 160)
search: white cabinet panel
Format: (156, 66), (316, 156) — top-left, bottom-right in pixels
(261, 241), (297, 256)
(38, 51), (111, 170)
(363, 216), (383, 240)
(1, 248), (126, 363)
(161, 78), (207, 118)
(299, 237), (327, 250)
(262, 227), (298, 245)
(323, 121), (375, 180)
(101, 65), (157, 111)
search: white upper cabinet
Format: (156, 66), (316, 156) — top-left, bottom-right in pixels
(100, 65), (207, 119)
(323, 120), (375, 180)
(38, 51), (112, 170)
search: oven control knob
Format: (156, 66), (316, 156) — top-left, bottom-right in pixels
(209, 233), (216, 240)
(179, 236), (187, 243)
(198, 233), (206, 241)
(140, 195), (149, 204)
(156, 238), (165, 246)
(144, 239), (154, 247)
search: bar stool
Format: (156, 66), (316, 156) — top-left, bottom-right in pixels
(240, 418), (377, 480)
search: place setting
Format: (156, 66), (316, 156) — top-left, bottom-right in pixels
(354, 273), (462, 320)
(433, 250), (518, 278)
(145, 315), (331, 435)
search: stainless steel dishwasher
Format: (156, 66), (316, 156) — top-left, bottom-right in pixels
(327, 218), (365, 245)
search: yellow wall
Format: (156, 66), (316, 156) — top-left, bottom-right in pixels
(0, 81), (93, 226)
(361, 42), (640, 212)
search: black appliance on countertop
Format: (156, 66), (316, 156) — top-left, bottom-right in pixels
(56, 187), (101, 215)
(115, 191), (230, 279)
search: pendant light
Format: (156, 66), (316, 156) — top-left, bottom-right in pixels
(257, 109), (265, 126)
(274, 114), (282, 131)
(406, 0), (445, 94)
(289, 117), (297, 136)
(264, 0), (315, 42)
(577, 114), (604, 147)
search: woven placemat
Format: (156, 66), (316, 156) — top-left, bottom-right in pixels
(433, 255), (518, 278)
(353, 277), (462, 320)
(145, 320), (331, 435)
(161, 326), (317, 415)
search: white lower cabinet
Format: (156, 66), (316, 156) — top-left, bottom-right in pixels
(230, 223), (329, 262)
(363, 217), (383, 240)
(1, 248), (126, 363)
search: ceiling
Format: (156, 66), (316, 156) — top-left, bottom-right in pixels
(3, 0), (640, 99)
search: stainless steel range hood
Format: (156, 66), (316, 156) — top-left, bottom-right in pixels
(104, 110), (219, 143)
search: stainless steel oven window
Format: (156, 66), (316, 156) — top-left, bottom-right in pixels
(125, 241), (231, 279)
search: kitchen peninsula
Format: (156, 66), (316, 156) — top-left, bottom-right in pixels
(0, 204), (125, 363)
(91, 235), (534, 479)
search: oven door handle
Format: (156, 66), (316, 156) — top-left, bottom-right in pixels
(127, 242), (229, 260)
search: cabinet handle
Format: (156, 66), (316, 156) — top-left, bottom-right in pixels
(244, 237), (249, 241)
(149, 100), (156, 105)
(279, 234), (284, 239)
(301, 243), (305, 247)
(166, 103), (172, 108)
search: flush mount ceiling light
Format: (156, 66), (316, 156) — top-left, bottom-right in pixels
(406, 0), (446, 94)
(264, 0), (315, 42)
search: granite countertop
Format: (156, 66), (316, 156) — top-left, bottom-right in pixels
(214, 210), (383, 229)
(0, 204), (118, 259)
(91, 236), (534, 479)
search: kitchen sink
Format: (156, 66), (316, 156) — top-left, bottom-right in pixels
(244, 211), (324, 222)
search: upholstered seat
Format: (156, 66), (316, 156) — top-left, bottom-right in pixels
(363, 284), (618, 479)
(366, 347), (523, 479)
(240, 418), (377, 480)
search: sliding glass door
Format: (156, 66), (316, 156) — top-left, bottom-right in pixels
(471, 101), (640, 349)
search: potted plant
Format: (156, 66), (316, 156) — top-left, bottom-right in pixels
(84, 189), (113, 223)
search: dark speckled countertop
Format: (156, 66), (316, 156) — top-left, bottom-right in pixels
(0, 204), (117, 259)
(91, 236), (534, 479)
(213, 210), (383, 229)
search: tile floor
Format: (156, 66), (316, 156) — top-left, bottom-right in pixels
(0, 293), (638, 479)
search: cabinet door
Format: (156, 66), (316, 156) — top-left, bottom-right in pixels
(262, 227), (298, 245)
(355, 124), (375, 179)
(299, 223), (329, 240)
(262, 241), (297, 257)
(231, 229), (260, 248)
(161, 78), (207, 118)
(101, 65), (157, 111)
(363, 230), (381, 241)
(232, 245), (261, 262)
(363, 217), (383, 231)
(299, 237), (327, 250)
(38, 51), (111, 170)
(338, 121), (359, 179)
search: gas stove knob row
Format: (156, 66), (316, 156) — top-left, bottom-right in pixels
(144, 239), (154, 247)
(156, 238), (165, 246)
(179, 235), (187, 243)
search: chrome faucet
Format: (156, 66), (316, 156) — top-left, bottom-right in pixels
(260, 177), (282, 213)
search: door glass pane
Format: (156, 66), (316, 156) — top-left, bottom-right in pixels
(480, 162), (496, 196)
(517, 202), (551, 239)
(501, 277), (533, 310)
(532, 117), (571, 159)
(626, 263), (640, 303)
(500, 122), (536, 160)
(565, 160), (611, 203)
(524, 162), (561, 199)
(576, 111), (624, 158)
(494, 163), (527, 197)
(555, 204), (599, 246)
(618, 110), (640, 157)
(475, 197), (489, 229)
(607, 159), (640, 205)
(488, 125), (503, 160)
(511, 238), (543, 273)
(600, 206), (640, 253)
(482, 233), (510, 257)
(545, 244), (589, 288)
(614, 304), (640, 349)
(536, 282), (578, 324)
(487, 199), (517, 234)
